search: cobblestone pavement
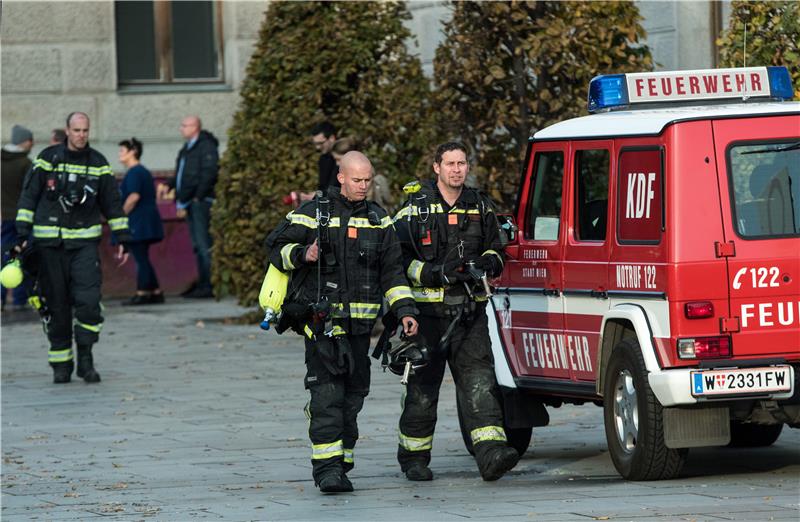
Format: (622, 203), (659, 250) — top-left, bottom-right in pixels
(2, 299), (798, 521)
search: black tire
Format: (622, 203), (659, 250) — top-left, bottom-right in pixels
(728, 421), (783, 447)
(603, 338), (687, 480)
(457, 395), (532, 457)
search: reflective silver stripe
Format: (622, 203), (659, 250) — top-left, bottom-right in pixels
(348, 216), (392, 229)
(54, 164), (113, 177)
(280, 243), (300, 270)
(349, 302), (380, 319)
(398, 432), (433, 452)
(407, 260), (425, 286)
(108, 217), (128, 231)
(311, 440), (344, 460)
(384, 286), (413, 306)
(48, 348), (73, 363)
(61, 225), (102, 239)
(34, 158), (53, 170)
(74, 319), (103, 333)
(470, 425), (507, 444)
(32, 225), (60, 238)
(287, 212), (317, 228)
(16, 209), (34, 223)
(411, 287), (444, 302)
(343, 448), (354, 464)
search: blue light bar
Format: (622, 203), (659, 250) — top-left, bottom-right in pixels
(767, 66), (794, 100)
(588, 74), (628, 113)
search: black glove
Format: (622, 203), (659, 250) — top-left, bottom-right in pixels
(316, 336), (347, 376)
(335, 336), (354, 377)
(473, 254), (501, 276)
(436, 260), (470, 285)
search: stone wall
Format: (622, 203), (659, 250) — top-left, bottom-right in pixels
(1, 0), (264, 171)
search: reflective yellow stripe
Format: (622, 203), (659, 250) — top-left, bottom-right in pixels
(470, 425), (507, 444)
(348, 216), (392, 229)
(343, 448), (354, 464)
(33, 225), (103, 239)
(34, 158), (53, 170)
(53, 163), (113, 177)
(385, 286), (413, 306)
(48, 348), (73, 363)
(108, 217), (128, 231)
(304, 324), (315, 339)
(407, 260), (425, 286)
(287, 212), (317, 228)
(280, 243), (300, 270)
(398, 432), (433, 452)
(312, 440), (344, 460)
(482, 249), (503, 264)
(74, 319), (103, 333)
(61, 225), (102, 239)
(450, 208), (480, 215)
(330, 325), (346, 336)
(16, 209), (34, 223)
(32, 225), (60, 238)
(411, 287), (444, 303)
(349, 302), (380, 319)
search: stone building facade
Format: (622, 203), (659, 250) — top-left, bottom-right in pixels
(2, 0), (731, 172)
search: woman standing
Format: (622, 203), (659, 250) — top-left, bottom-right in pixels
(118, 138), (164, 305)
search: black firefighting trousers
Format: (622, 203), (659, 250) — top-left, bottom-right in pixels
(304, 333), (371, 482)
(397, 308), (508, 471)
(37, 244), (103, 366)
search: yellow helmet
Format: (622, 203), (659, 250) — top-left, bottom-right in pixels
(0, 259), (24, 289)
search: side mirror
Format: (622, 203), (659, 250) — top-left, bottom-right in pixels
(497, 214), (518, 244)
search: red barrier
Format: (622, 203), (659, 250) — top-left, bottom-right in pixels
(99, 177), (198, 298)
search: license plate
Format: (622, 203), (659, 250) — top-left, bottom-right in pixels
(691, 366), (792, 397)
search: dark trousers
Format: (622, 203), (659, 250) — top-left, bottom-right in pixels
(128, 241), (160, 291)
(304, 334), (371, 482)
(1, 221), (29, 306)
(37, 244), (103, 365)
(397, 308), (506, 471)
(187, 200), (212, 291)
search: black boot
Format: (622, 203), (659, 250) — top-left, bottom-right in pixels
(52, 361), (73, 384)
(404, 463), (434, 481)
(316, 471), (352, 493)
(76, 345), (101, 383)
(478, 445), (519, 481)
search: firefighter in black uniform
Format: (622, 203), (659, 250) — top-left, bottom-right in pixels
(268, 151), (418, 493)
(14, 112), (131, 384)
(393, 142), (518, 482)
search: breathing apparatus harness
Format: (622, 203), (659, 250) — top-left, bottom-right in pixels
(44, 149), (97, 214)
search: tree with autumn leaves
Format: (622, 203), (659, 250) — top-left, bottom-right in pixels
(432, 1), (653, 208)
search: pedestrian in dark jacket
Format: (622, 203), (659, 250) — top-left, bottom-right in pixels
(1, 124), (34, 309)
(310, 121), (339, 191)
(118, 137), (164, 305)
(14, 112), (131, 384)
(158, 116), (218, 298)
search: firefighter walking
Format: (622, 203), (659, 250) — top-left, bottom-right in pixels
(267, 151), (418, 493)
(393, 141), (518, 481)
(14, 112), (130, 384)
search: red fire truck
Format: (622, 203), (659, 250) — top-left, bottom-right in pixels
(482, 66), (799, 480)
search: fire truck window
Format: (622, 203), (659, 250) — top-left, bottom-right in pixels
(574, 149), (610, 241)
(617, 149), (663, 243)
(525, 151), (564, 241)
(729, 141), (800, 238)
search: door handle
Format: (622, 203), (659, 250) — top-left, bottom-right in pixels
(543, 288), (560, 297)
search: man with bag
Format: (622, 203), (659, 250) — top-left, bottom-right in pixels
(266, 151), (418, 493)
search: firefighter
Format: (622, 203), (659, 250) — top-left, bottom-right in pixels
(267, 151), (418, 493)
(393, 141), (517, 482)
(14, 112), (131, 384)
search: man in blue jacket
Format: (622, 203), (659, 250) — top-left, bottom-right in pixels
(159, 116), (219, 298)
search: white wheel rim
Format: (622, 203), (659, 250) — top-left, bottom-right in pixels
(613, 369), (638, 453)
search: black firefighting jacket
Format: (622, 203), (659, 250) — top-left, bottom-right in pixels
(393, 180), (505, 316)
(268, 186), (418, 336)
(15, 143), (131, 248)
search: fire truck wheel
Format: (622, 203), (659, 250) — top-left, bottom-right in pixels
(728, 421), (783, 447)
(457, 395), (533, 457)
(603, 338), (687, 480)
